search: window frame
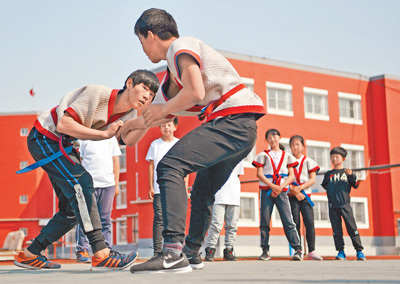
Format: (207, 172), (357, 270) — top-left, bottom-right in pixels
(237, 192), (260, 227)
(116, 218), (128, 245)
(341, 144), (366, 180)
(304, 87), (330, 121)
(119, 145), (127, 173)
(266, 81), (293, 117)
(338, 92), (362, 125)
(116, 181), (127, 209)
(306, 140), (332, 171)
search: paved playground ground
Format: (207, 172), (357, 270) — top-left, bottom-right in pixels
(1, 258), (400, 284)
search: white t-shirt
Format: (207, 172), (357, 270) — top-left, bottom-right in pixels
(146, 137), (180, 194)
(79, 137), (122, 188)
(214, 161), (244, 206)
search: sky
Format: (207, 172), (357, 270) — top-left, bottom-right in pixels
(1, 0), (399, 113)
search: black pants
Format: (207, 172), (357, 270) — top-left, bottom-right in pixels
(289, 196), (316, 252)
(152, 194), (163, 253)
(26, 128), (107, 255)
(328, 205), (363, 251)
(156, 114), (257, 253)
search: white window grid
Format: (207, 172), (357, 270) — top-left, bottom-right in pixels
(243, 145), (256, 168)
(306, 140), (331, 171)
(341, 144), (366, 180)
(272, 195), (369, 229)
(241, 77), (254, 92)
(266, 81), (293, 117)
(19, 195), (28, 204)
(20, 128), (29, 136)
(132, 215), (139, 245)
(20, 161), (28, 170)
(116, 218), (128, 245)
(119, 145), (127, 173)
(338, 92), (362, 125)
(237, 192), (259, 227)
(116, 181), (127, 209)
(304, 87), (329, 121)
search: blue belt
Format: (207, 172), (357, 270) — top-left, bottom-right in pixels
(264, 174), (288, 197)
(16, 146), (74, 174)
(291, 182), (315, 207)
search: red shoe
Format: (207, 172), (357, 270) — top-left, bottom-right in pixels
(14, 252), (61, 270)
(90, 250), (139, 271)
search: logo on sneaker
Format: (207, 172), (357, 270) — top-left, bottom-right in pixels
(163, 257), (184, 269)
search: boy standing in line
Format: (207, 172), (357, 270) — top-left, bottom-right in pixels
(146, 117), (188, 257)
(321, 147), (366, 261)
(204, 161), (244, 262)
(130, 8), (264, 274)
(75, 137), (122, 262)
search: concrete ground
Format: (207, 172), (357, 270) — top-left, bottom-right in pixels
(1, 258), (400, 284)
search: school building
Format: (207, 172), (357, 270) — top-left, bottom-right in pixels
(1, 51), (399, 258)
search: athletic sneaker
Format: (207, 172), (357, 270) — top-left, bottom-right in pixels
(292, 250), (303, 261)
(187, 253), (205, 270)
(204, 247), (216, 262)
(335, 251), (346, 260)
(130, 252), (192, 274)
(90, 250), (138, 271)
(258, 249), (271, 261)
(14, 252), (61, 270)
(357, 251), (366, 261)
(76, 249), (91, 263)
(307, 250), (323, 260)
(223, 247), (237, 261)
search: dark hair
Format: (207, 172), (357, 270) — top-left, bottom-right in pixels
(121, 70), (159, 94)
(290, 135), (305, 146)
(265, 128), (280, 140)
(173, 117), (179, 125)
(265, 128), (285, 150)
(134, 8), (179, 40)
(330, 147), (347, 158)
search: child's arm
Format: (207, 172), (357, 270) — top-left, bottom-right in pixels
(345, 168), (359, 188)
(280, 167), (295, 189)
(148, 160), (155, 200)
(142, 54), (205, 127)
(112, 155), (120, 197)
(291, 171), (317, 195)
(256, 167), (281, 195)
(57, 112), (122, 140)
(184, 175), (189, 197)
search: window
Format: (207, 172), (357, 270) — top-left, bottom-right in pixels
(119, 145), (127, 173)
(306, 140), (331, 171)
(237, 192), (259, 227)
(20, 161), (28, 169)
(20, 128), (29, 136)
(132, 215), (139, 245)
(116, 181), (127, 209)
(19, 195), (28, 204)
(341, 144), (366, 180)
(304, 87), (329, 121)
(338, 92), (362, 125)
(280, 138), (290, 154)
(241, 77), (254, 92)
(117, 219), (127, 245)
(266, 82), (293, 116)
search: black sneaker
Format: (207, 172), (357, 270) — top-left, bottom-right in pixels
(223, 247), (237, 261)
(204, 247), (216, 262)
(187, 253), (204, 270)
(259, 249), (271, 261)
(130, 252), (192, 274)
(292, 250), (303, 261)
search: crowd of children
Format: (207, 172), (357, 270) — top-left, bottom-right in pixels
(15, 7), (367, 275)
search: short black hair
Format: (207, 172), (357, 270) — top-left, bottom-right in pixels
(330, 147), (347, 158)
(121, 69), (159, 94)
(265, 128), (280, 140)
(290, 135), (304, 146)
(173, 117), (179, 125)
(134, 8), (179, 40)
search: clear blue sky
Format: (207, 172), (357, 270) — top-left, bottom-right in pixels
(1, 0), (399, 113)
